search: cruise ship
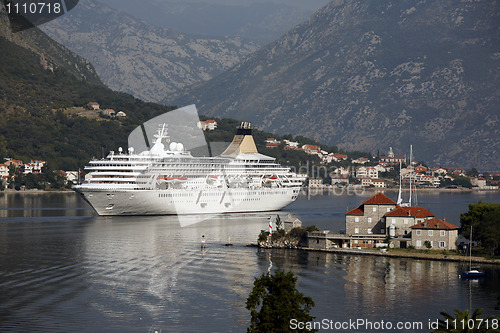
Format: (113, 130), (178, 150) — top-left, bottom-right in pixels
(74, 122), (306, 215)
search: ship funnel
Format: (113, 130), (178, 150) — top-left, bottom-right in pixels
(221, 122), (258, 155)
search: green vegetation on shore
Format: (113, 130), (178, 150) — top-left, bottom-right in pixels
(460, 202), (500, 258)
(0, 36), (175, 171)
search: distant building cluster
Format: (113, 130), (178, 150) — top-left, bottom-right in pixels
(87, 102), (127, 118)
(304, 146), (498, 190)
(1, 158), (80, 188)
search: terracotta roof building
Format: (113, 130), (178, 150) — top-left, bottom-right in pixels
(385, 206), (435, 236)
(345, 193), (397, 236)
(410, 218), (459, 250)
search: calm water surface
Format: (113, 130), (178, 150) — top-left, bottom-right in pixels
(0, 190), (499, 332)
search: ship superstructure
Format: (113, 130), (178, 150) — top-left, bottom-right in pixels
(74, 122), (306, 215)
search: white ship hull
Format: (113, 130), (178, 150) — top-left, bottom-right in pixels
(76, 187), (298, 215)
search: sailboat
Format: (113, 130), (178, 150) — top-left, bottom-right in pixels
(461, 226), (485, 279)
(397, 145), (417, 207)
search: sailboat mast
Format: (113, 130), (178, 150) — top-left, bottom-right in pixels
(409, 145), (412, 207)
(469, 226), (473, 270)
(397, 161), (403, 205)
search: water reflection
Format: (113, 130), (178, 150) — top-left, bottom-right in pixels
(255, 248), (500, 331)
(1, 192), (499, 332)
(0, 192), (92, 219)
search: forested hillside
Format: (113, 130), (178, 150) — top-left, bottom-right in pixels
(0, 35), (175, 170)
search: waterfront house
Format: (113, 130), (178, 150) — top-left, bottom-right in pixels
(331, 174), (349, 186)
(345, 193), (397, 236)
(371, 179), (386, 188)
(410, 218), (459, 250)
(384, 206), (435, 237)
(308, 177), (323, 187)
(359, 177), (373, 187)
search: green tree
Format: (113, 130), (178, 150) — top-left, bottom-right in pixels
(276, 215), (283, 231)
(460, 202), (500, 257)
(440, 176), (473, 188)
(246, 271), (316, 333)
(433, 308), (500, 332)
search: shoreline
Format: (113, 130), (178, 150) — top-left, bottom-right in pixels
(251, 244), (500, 265)
(306, 186), (499, 193)
(1, 189), (74, 194)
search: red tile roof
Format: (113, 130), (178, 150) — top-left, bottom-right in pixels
(362, 193), (396, 205)
(345, 206), (364, 215)
(410, 218), (459, 230)
(385, 206), (435, 218)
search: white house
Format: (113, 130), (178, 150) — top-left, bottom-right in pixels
(88, 102), (100, 110)
(356, 167), (378, 179)
(197, 120), (218, 131)
(23, 160), (45, 174)
(0, 164), (9, 178)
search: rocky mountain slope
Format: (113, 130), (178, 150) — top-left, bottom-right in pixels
(0, 9), (177, 170)
(100, 0), (329, 44)
(40, 0), (260, 102)
(0, 4), (101, 84)
(168, 0), (500, 170)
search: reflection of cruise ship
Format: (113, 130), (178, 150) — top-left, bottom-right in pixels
(74, 122), (306, 215)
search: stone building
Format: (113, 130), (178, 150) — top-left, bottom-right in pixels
(283, 216), (302, 233)
(308, 177), (323, 187)
(410, 218), (459, 250)
(384, 206), (435, 237)
(345, 193), (398, 236)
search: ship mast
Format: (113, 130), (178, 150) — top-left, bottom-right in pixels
(397, 161), (403, 205)
(408, 145), (412, 207)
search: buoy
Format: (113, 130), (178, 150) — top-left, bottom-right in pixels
(201, 235), (206, 249)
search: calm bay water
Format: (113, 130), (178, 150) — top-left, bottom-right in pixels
(0, 190), (499, 332)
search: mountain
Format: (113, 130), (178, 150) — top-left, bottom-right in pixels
(99, 0), (329, 44)
(167, 0), (500, 170)
(0, 8), (176, 170)
(0, 5), (101, 84)
(40, 0), (260, 102)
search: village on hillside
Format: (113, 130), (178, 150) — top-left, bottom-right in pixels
(1, 117), (498, 192)
(262, 136), (499, 191)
